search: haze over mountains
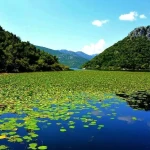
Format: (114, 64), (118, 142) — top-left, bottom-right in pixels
(36, 46), (96, 68)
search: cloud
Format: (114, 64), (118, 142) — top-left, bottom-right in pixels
(119, 11), (138, 21)
(81, 39), (106, 55)
(118, 116), (143, 124)
(139, 14), (147, 19)
(92, 20), (109, 27)
(118, 116), (133, 123)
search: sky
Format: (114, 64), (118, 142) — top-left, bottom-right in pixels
(0, 0), (150, 55)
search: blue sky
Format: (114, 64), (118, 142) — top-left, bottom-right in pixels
(0, 0), (150, 54)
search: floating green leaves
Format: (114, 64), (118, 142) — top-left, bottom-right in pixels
(28, 143), (38, 150)
(0, 71), (148, 149)
(8, 135), (23, 143)
(23, 135), (32, 142)
(83, 125), (89, 128)
(132, 117), (137, 120)
(60, 128), (67, 132)
(89, 120), (97, 126)
(38, 146), (47, 150)
(97, 124), (104, 130)
(0, 135), (6, 139)
(69, 126), (75, 129)
(28, 132), (38, 138)
(0, 145), (8, 150)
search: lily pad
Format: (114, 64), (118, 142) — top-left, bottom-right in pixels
(38, 146), (47, 150)
(83, 125), (89, 128)
(132, 117), (137, 120)
(0, 145), (8, 150)
(60, 128), (67, 132)
(69, 126), (75, 129)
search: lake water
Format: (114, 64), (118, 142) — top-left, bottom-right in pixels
(70, 68), (82, 70)
(0, 98), (150, 150)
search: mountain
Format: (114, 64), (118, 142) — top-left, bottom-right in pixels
(75, 51), (96, 60)
(82, 25), (150, 71)
(35, 46), (62, 56)
(36, 46), (94, 68)
(0, 26), (68, 73)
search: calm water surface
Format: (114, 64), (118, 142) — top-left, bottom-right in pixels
(0, 98), (150, 150)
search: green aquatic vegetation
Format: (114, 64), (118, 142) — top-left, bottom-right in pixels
(107, 114), (111, 116)
(23, 135), (32, 142)
(80, 117), (88, 123)
(56, 123), (61, 125)
(38, 146), (47, 150)
(47, 123), (51, 125)
(60, 128), (67, 132)
(97, 116), (102, 118)
(28, 143), (38, 150)
(132, 117), (137, 120)
(8, 135), (23, 143)
(0, 145), (8, 150)
(69, 125), (75, 129)
(68, 121), (75, 125)
(0, 135), (7, 139)
(98, 124), (104, 128)
(28, 132), (38, 138)
(112, 113), (117, 116)
(110, 117), (115, 120)
(101, 103), (111, 108)
(89, 121), (97, 126)
(97, 124), (105, 130)
(0, 71), (150, 149)
(83, 125), (89, 128)
(87, 112), (92, 115)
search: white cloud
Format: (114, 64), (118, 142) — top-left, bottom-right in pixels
(119, 11), (138, 21)
(81, 39), (106, 55)
(139, 14), (147, 19)
(92, 20), (109, 27)
(118, 116), (143, 124)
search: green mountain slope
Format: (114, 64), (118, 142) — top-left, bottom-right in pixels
(35, 45), (62, 56)
(36, 46), (89, 68)
(0, 26), (68, 73)
(83, 26), (150, 71)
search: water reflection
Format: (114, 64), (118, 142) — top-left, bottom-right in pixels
(116, 90), (150, 111)
(118, 116), (143, 124)
(118, 116), (134, 123)
(127, 99), (150, 111)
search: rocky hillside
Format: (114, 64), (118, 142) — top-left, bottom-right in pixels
(128, 26), (150, 39)
(82, 25), (150, 71)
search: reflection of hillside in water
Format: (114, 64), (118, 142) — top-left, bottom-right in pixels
(116, 91), (150, 111)
(126, 99), (150, 111)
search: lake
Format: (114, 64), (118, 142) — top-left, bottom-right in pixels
(1, 71), (150, 150)
(0, 97), (150, 150)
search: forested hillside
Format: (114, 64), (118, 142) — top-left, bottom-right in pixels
(0, 26), (68, 72)
(36, 46), (92, 68)
(83, 26), (150, 71)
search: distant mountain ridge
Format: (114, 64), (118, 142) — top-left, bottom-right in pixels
(82, 25), (150, 71)
(36, 46), (96, 68)
(59, 49), (96, 60)
(75, 51), (96, 60)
